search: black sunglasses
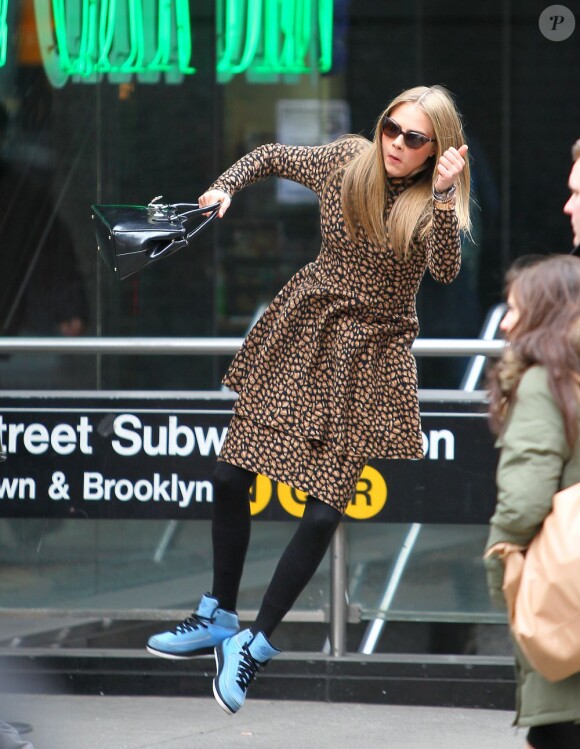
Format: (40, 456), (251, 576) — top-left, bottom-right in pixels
(381, 116), (436, 150)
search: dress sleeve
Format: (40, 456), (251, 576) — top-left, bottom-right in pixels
(210, 138), (368, 198)
(424, 203), (461, 284)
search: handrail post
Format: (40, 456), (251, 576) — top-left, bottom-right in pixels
(329, 523), (347, 657)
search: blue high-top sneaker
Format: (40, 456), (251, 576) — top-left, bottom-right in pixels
(213, 628), (281, 715)
(146, 593), (239, 659)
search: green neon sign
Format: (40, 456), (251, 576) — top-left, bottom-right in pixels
(217, 0), (333, 82)
(0, 0), (8, 67)
(34, 0), (196, 87)
(2, 1), (334, 85)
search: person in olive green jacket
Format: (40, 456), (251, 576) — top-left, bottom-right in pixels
(484, 254), (580, 749)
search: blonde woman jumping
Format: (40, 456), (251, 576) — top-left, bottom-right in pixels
(147, 84), (471, 715)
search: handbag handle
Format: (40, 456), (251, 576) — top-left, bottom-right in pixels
(147, 199), (221, 259)
(180, 202), (220, 242)
(148, 197), (220, 221)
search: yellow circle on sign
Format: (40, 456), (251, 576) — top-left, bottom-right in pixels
(345, 465), (388, 520)
(277, 483), (308, 518)
(249, 474), (273, 516)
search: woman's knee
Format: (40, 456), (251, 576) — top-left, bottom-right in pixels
(302, 496), (342, 538)
(212, 461), (255, 500)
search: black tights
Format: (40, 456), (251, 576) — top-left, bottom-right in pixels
(211, 461), (341, 638)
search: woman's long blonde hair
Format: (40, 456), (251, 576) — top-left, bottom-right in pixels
(340, 85), (471, 259)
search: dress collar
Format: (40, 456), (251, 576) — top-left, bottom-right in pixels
(388, 176), (414, 194)
(387, 164), (430, 195)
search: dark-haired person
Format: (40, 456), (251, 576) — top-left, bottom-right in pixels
(148, 85), (471, 714)
(485, 254), (580, 749)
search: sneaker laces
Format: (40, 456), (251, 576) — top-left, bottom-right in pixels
(173, 613), (211, 635)
(235, 644), (261, 692)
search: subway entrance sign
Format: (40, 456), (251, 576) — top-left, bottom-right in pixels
(0, 391), (496, 523)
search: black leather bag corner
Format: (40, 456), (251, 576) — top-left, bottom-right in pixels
(91, 199), (219, 280)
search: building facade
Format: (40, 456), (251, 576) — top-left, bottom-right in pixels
(0, 0), (578, 655)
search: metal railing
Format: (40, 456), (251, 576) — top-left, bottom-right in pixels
(460, 304), (507, 391)
(0, 329), (506, 656)
(0, 337), (505, 357)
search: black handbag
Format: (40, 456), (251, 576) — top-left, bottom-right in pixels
(91, 197), (220, 280)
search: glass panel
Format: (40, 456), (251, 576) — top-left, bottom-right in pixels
(0, 518), (308, 612)
(0, 518), (499, 621)
(348, 523), (503, 624)
(0, 1), (218, 391)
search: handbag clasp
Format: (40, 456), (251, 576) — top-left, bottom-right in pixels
(147, 196), (177, 221)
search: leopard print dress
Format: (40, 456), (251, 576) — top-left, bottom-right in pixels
(211, 136), (461, 512)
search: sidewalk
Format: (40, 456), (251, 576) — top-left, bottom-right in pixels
(1, 694), (524, 749)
